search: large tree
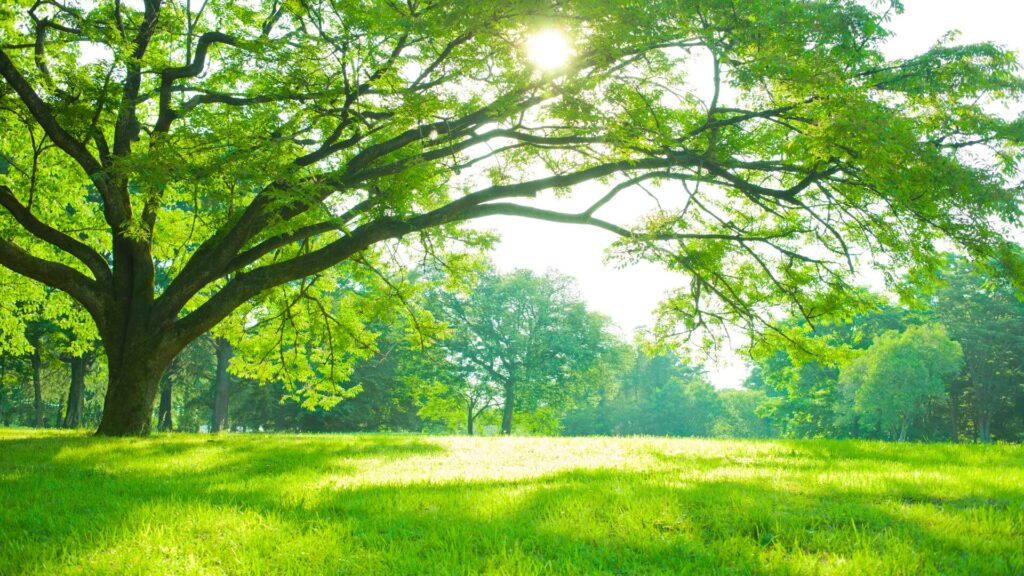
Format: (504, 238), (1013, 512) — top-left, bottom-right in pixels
(1, 0), (1022, 434)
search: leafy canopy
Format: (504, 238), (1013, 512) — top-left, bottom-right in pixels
(0, 0), (1021, 365)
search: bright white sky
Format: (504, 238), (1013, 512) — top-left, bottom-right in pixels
(479, 0), (1024, 388)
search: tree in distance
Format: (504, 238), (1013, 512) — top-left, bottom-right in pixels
(424, 268), (619, 435)
(840, 323), (964, 441)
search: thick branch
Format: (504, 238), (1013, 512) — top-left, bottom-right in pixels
(0, 47), (130, 229)
(168, 216), (415, 343)
(0, 185), (111, 284)
(0, 48), (104, 179)
(153, 31), (238, 133)
(113, 0), (162, 157)
(0, 240), (106, 320)
(157, 94), (547, 316)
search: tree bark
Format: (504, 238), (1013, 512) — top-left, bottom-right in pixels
(467, 403), (475, 435)
(978, 414), (992, 444)
(211, 337), (232, 433)
(31, 344), (42, 428)
(898, 418), (910, 442)
(62, 356), (87, 428)
(96, 346), (174, 436)
(157, 376), (173, 432)
(93, 283), (191, 436)
(949, 385), (960, 443)
(500, 382), (514, 435)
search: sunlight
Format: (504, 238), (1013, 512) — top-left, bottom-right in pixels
(525, 30), (574, 71)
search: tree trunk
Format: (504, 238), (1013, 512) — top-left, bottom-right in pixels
(500, 382), (514, 435)
(898, 418), (910, 442)
(31, 345), (42, 428)
(211, 337), (232, 433)
(62, 356), (87, 428)
(979, 415), (992, 444)
(467, 403), (475, 435)
(949, 390), (960, 443)
(157, 377), (173, 432)
(96, 348), (173, 436)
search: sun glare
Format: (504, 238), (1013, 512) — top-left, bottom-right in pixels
(525, 30), (573, 71)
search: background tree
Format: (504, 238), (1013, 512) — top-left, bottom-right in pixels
(840, 324), (963, 441)
(57, 344), (97, 428)
(154, 335), (215, 432)
(409, 335), (490, 435)
(0, 271), (101, 428)
(929, 258), (1024, 442)
(1, 0), (1023, 434)
(743, 258), (1024, 443)
(563, 346), (721, 437)
(210, 337), (233, 432)
(713, 389), (776, 439)
(429, 269), (617, 434)
(744, 304), (912, 439)
(231, 321), (429, 433)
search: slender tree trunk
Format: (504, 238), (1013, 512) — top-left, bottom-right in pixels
(0, 356), (9, 427)
(62, 356), (87, 428)
(949, 389), (960, 443)
(157, 377), (173, 432)
(31, 345), (42, 428)
(898, 418), (910, 442)
(466, 402), (475, 435)
(211, 337), (232, 433)
(979, 414), (992, 443)
(972, 378), (995, 443)
(0, 357), (6, 426)
(500, 382), (514, 435)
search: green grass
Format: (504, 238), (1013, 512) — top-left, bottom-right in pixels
(1, 430), (1022, 575)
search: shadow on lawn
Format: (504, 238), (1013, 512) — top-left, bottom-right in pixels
(1, 435), (1021, 575)
(788, 438), (1023, 469)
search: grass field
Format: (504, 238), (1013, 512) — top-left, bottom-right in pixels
(0, 430), (1022, 575)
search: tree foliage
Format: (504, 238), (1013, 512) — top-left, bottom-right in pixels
(425, 269), (619, 434)
(1, 0), (1023, 433)
(840, 324), (963, 441)
(929, 257), (1024, 442)
(562, 347), (725, 437)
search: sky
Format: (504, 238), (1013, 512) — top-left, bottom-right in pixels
(477, 0), (1024, 388)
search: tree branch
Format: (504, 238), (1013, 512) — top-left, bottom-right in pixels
(113, 0), (162, 157)
(0, 48), (104, 179)
(153, 31), (238, 133)
(0, 239), (106, 321)
(0, 185), (112, 285)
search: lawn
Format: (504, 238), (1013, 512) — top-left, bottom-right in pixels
(0, 430), (1021, 575)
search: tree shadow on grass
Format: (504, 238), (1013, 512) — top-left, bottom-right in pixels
(310, 466), (1022, 575)
(770, 438), (1024, 472)
(0, 433), (446, 573)
(1, 434), (1021, 575)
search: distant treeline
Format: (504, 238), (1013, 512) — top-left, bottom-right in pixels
(1, 258), (1022, 442)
